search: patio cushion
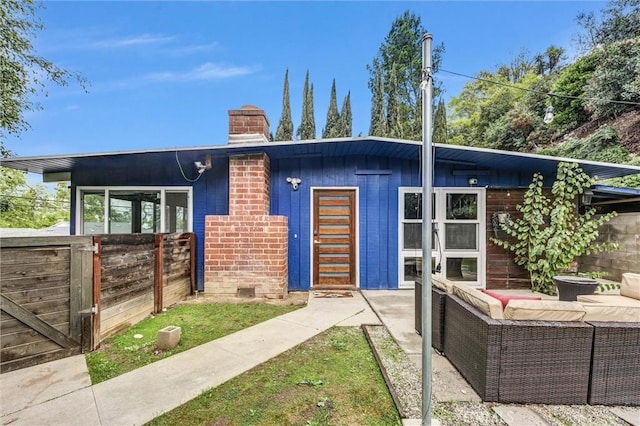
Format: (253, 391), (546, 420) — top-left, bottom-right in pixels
(503, 300), (586, 321)
(581, 302), (640, 322)
(481, 289), (541, 308)
(577, 294), (640, 306)
(452, 283), (504, 319)
(621, 273), (640, 300)
(432, 276), (455, 293)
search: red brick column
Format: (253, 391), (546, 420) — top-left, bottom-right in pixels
(204, 153), (288, 298)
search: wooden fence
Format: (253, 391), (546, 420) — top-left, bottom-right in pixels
(96, 233), (195, 340)
(0, 237), (94, 373)
(0, 232), (194, 373)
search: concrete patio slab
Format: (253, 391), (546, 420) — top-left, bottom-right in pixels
(0, 354), (91, 417)
(493, 405), (549, 426)
(1, 387), (100, 426)
(609, 407), (640, 426)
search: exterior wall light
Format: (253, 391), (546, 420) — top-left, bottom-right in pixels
(286, 177), (301, 191)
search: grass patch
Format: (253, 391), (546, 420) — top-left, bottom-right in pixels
(146, 327), (401, 426)
(86, 302), (302, 384)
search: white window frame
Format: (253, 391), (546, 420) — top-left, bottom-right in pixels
(398, 187), (486, 288)
(75, 186), (193, 234)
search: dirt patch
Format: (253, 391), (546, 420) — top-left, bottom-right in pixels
(177, 291), (309, 307)
(569, 110), (640, 155)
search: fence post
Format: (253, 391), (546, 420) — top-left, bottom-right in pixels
(92, 236), (102, 349)
(154, 234), (164, 313)
(190, 232), (196, 294)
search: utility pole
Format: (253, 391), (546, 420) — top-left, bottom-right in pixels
(421, 32), (433, 426)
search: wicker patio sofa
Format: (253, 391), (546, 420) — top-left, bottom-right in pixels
(443, 288), (594, 404)
(588, 321), (640, 405)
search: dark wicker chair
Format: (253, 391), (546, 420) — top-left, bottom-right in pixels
(443, 293), (594, 404)
(414, 280), (447, 353)
(587, 321), (640, 406)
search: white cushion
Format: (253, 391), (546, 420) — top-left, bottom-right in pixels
(621, 273), (640, 300)
(432, 276), (455, 293)
(582, 302), (640, 322)
(452, 282), (504, 319)
(503, 300), (586, 321)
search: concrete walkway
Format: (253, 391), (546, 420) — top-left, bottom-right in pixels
(1, 292), (379, 426)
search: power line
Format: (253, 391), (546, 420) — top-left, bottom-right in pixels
(439, 68), (640, 106)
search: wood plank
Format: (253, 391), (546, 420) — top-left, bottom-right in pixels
(1, 340), (64, 363)
(154, 234), (164, 314)
(0, 247), (71, 265)
(1, 311), (69, 335)
(0, 295), (78, 348)
(319, 265), (351, 273)
(1, 261), (69, 280)
(0, 275), (70, 292)
(2, 323), (71, 348)
(318, 246), (350, 254)
(1, 286), (70, 305)
(0, 236), (92, 248)
(99, 234), (155, 246)
(1, 347), (80, 374)
(318, 208), (351, 216)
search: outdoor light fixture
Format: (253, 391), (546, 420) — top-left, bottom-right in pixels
(543, 105), (554, 124)
(286, 177), (301, 191)
(581, 189), (594, 206)
(194, 154), (212, 174)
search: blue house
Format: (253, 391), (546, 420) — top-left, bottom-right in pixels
(4, 105), (640, 297)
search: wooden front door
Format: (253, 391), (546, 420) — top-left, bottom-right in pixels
(313, 189), (356, 288)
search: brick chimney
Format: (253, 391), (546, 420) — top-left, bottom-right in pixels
(228, 105), (270, 144)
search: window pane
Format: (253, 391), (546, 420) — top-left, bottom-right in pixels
(166, 191), (189, 232)
(404, 257), (421, 282)
(109, 190), (160, 233)
(109, 196), (133, 233)
(404, 193), (422, 219)
(445, 223), (477, 249)
(446, 258), (477, 281)
(82, 192), (105, 234)
(447, 193), (477, 220)
(403, 223), (422, 249)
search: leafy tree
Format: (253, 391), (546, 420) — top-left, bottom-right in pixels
(433, 98), (448, 144)
(322, 79), (341, 138)
(369, 65), (387, 137)
(1, 0), (86, 138)
(367, 10), (445, 140)
(534, 46), (565, 75)
(275, 69), (294, 141)
(297, 70), (316, 140)
(549, 54), (597, 130)
(576, 0), (640, 52)
(339, 92), (352, 137)
(492, 162), (618, 295)
(584, 37), (640, 119)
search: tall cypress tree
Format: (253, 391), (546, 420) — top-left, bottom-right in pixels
(369, 66), (387, 137)
(297, 70), (316, 140)
(339, 91), (352, 137)
(275, 69), (293, 141)
(433, 98), (448, 144)
(386, 63), (401, 138)
(322, 79), (341, 139)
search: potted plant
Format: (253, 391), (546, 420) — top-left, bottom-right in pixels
(491, 162), (619, 296)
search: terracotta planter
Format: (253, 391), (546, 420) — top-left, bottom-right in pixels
(553, 276), (598, 301)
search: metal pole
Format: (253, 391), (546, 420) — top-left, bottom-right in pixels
(421, 32), (433, 426)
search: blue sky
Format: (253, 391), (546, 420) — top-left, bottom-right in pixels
(7, 0), (606, 160)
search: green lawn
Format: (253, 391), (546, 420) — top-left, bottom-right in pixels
(85, 302), (302, 384)
(147, 327), (401, 426)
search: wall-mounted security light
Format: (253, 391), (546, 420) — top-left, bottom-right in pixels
(581, 189), (594, 206)
(286, 177), (301, 191)
(194, 154), (212, 174)
(468, 177), (478, 186)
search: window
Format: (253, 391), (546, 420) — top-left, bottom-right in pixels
(399, 187), (485, 288)
(77, 187), (192, 234)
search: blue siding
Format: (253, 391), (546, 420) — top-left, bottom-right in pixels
(70, 156), (230, 291)
(68, 147), (566, 293)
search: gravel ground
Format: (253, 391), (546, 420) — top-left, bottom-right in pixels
(364, 324), (635, 426)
